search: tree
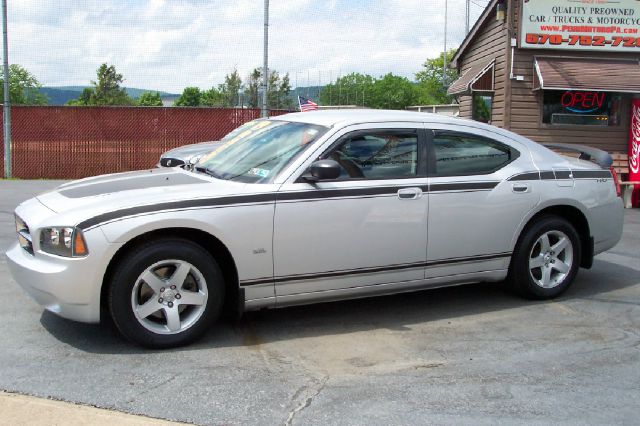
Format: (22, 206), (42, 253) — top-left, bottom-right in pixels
(201, 87), (224, 106)
(415, 49), (458, 105)
(244, 68), (292, 110)
(174, 87), (202, 106)
(245, 68), (262, 108)
(369, 73), (418, 110)
(68, 63), (133, 105)
(319, 73), (375, 107)
(0, 64), (48, 105)
(137, 91), (163, 106)
(218, 69), (243, 107)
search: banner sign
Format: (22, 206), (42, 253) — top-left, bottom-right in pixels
(520, 0), (640, 52)
(629, 99), (640, 205)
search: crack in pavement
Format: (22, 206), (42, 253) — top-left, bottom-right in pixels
(284, 375), (328, 426)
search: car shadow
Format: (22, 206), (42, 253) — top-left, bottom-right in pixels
(39, 258), (640, 355)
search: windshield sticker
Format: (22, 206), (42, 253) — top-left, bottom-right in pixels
(251, 120), (272, 130)
(248, 168), (270, 178)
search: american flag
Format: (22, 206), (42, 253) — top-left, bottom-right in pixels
(298, 96), (318, 112)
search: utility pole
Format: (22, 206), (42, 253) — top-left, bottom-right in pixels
(2, 0), (10, 178)
(261, 0), (269, 118)
(465, 0), (470, 35)
(443, 0), (448, 86)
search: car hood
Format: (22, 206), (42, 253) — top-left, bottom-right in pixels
(161, 141), (221, 158)
(35, 168), (256, 228)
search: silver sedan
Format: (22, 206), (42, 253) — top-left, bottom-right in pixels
(7, 110), (624, 348)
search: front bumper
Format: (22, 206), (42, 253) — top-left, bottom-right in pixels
(5, 229), (119, 324)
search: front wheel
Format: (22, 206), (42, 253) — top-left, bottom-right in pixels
(108, 239), (224, 348)
(509, 215), (581, 299)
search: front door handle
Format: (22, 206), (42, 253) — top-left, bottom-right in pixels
(397, 187), (422, 200)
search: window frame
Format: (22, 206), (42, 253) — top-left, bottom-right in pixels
(426, 130), (520, 178)
(313, 128), (429, 182)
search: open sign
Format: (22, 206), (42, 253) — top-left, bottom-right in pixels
(561, 91), (606, 114)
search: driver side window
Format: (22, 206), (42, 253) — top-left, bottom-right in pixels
(322, 130), (419, 180)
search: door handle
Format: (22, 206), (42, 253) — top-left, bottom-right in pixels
(397, 188), (422, 200)
(512, 183), (530, 193)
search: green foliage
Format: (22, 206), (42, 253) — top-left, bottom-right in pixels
(243, 68), (293, 110)
(218, 69), (243, 107)
(319, 72), (375, 106)
(136, 91), (163, 106)
(174, 87), (202, 107)
(245, 68), (261, 108)
(201, 87), (224, 106)
(319, 72), (416, 110)
(0, 64), (48, 105)
(68, 63), (133, 106)
(415, 49), (458, 105)
(369, 73), (417, 109)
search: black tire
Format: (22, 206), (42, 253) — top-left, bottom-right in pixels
(108, 238), (224, 348)
(509, 215), (581, 300)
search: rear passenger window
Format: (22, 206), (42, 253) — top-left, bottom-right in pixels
(432, 131), (516, 176)
(323, 131), (418, 180)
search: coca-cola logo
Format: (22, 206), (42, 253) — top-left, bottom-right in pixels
(631, 104), (640, 174)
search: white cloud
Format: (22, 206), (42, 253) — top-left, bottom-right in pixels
(9, 0), (484, 92)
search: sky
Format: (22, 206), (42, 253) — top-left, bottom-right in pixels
(10, 0), (487, 93)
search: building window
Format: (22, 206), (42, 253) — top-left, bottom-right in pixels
(472, 94), (492, 123)
(542, 90), (621, 126)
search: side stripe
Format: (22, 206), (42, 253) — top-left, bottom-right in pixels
(509, 169), (612, 181)
(240, 252), (512, 286)
(77, 181), (500, 229)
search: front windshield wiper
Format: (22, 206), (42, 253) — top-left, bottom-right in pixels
(195, 166), (226, 180)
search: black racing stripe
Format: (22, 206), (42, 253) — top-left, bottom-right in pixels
(77, 193), (277, 229)
(554, 170), (572, 179)
(430, 181), (499, 192)
(572, 170), (612, 179)
(540, 171), (555, 180)
(239, 252), (512, 286)
(277, 186), (403, 202)
(508, 172), (540, 181)
(78, 182), (499, 229)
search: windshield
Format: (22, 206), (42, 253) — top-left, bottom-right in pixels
(197, 120), (328, 183)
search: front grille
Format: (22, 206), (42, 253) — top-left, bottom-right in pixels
(15, 215), (34, 255)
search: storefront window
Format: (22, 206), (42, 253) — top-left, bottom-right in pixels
(542, 90), (621, 126)
(473, 94), (492, 123)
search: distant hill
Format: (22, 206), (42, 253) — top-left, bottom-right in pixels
(40, 86), (179, 105)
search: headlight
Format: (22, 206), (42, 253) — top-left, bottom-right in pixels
(39, 227), (88, 257)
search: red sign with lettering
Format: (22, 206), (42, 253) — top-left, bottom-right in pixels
(629, 99), (640, 206)
(561, 91), (605, 113)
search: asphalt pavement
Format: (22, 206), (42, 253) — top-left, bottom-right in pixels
(0, 180), (639, 425)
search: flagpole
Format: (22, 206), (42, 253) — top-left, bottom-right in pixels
(261, 0), (269, 118)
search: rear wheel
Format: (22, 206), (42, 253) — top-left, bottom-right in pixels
(108, 239), (224, 348)
(509, 215), (581, 299)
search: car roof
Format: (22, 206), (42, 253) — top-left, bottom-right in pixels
(271, 109), (463, 127)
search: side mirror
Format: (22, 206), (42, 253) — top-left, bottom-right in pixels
(305, 160), (341, 181)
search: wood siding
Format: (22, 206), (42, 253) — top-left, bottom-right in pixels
(507, 0), (639, 153)
(455, 0), (639, 153)
(456, 2), (509, 127)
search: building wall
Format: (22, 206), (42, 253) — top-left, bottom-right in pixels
(506, 0), (639, 153)
(456, 2), (509, 127)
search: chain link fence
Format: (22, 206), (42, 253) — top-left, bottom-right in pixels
(0, 106), (287, 179)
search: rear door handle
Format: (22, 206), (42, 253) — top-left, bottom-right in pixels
(397, 187), (422, 200)
(512, 183), (530, 193)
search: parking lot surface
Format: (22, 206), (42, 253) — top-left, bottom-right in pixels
(1, 180), (639, 425)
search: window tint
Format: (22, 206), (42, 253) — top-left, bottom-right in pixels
(432, 132), (514, 176)
(323, 131), (418, 180)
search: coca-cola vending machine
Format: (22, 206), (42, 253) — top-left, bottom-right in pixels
(630, 99), (640, 207)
